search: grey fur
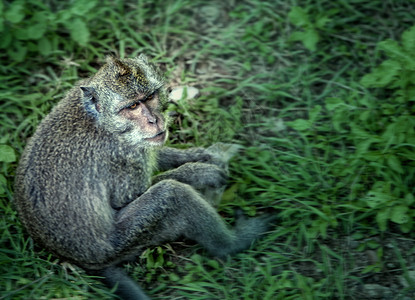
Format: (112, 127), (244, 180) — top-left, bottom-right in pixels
(14, 55), (274, 299)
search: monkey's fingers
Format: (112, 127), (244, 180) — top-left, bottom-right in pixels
(205, 143), (243, 170)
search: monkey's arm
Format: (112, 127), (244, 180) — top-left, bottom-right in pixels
(157, 143), (242, 171)
(156, 147), (213, 171)
(152, 162), (227, 190)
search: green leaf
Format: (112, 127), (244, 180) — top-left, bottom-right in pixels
(378, 40), (405, 59)
(404, 193), (414, 206)
(390, 205), (409, 224)
(0, 145), (16, 162)
(355, 138), (378, 155)
(169, 273), (180, 282)
(290, 29), (319, 51)
(309, 105), (322, 122)
(365, 191), (393, 208)
(0, 30), (12, 49)
(287, 119), (311, 131)
(302, 28), (319, 51)
(362, 151), (383, 162)
(402, 25), (415, 53)
(350, 124), (372, 139)
(387, 155), (404, 174)
(378, 39), (413, 66)
(400, 220), (413, 233)
(325, 97), (344, 111)
(367, 240), (380, 249)
(57, 9), (72, 23)
(221, 183), (238, 202)
(0, 174), (6, 194)
(27, 12), (48, 40)
(288, 6), (309, 27)
(360, 59), (401, 88)
(7, 41), (27, 62)
(315, 16), (330, 29)
(290, 28), (320, 51)
(5, 1), (25, 23)
(290, 30), (307, 42)
(65, 18), (89, 46)
(376, 209), (389, 231)
(70, 0), (98, 16)
(207, 259), (220, 269)
(38, 37), (52, 55)
(14, 28), (30, 40)
(379, 39), (415, 70)
(358, 110), (371, 122)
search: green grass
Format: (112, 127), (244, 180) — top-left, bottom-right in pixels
(1, 0), (415, 299)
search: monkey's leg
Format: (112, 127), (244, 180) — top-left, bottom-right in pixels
(114, 179), (270, 258)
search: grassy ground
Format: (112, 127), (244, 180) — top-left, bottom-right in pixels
(1, 0), (415, 299)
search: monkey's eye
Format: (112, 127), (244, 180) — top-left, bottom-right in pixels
(146, 92), (155, 101)
(129, 102), (139, 110)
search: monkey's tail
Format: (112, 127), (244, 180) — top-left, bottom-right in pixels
(99, 266), (151, 300)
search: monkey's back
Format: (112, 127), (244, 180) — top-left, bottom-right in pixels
(14, 87), (146, 268)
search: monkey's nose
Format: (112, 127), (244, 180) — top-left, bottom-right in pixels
(148, 115), (157, 124)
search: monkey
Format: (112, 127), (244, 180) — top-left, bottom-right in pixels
(14, 55), (274, 299)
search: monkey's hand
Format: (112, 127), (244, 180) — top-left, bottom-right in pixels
(152, 162), (227, 189)
(204, 143), (242, 171)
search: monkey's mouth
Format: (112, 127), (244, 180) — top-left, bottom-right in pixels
(145, 131), (166, 143)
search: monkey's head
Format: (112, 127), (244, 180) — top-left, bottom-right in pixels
(80, 55), (169, 147)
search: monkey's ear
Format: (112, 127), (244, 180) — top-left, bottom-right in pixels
(80, 86), (96, 101)
(80, 86), (100, 117)
(106, 56), (130, 76)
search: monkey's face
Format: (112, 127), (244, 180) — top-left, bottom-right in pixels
(116, 89), (168, 146)
(81, 55), (169, 147)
